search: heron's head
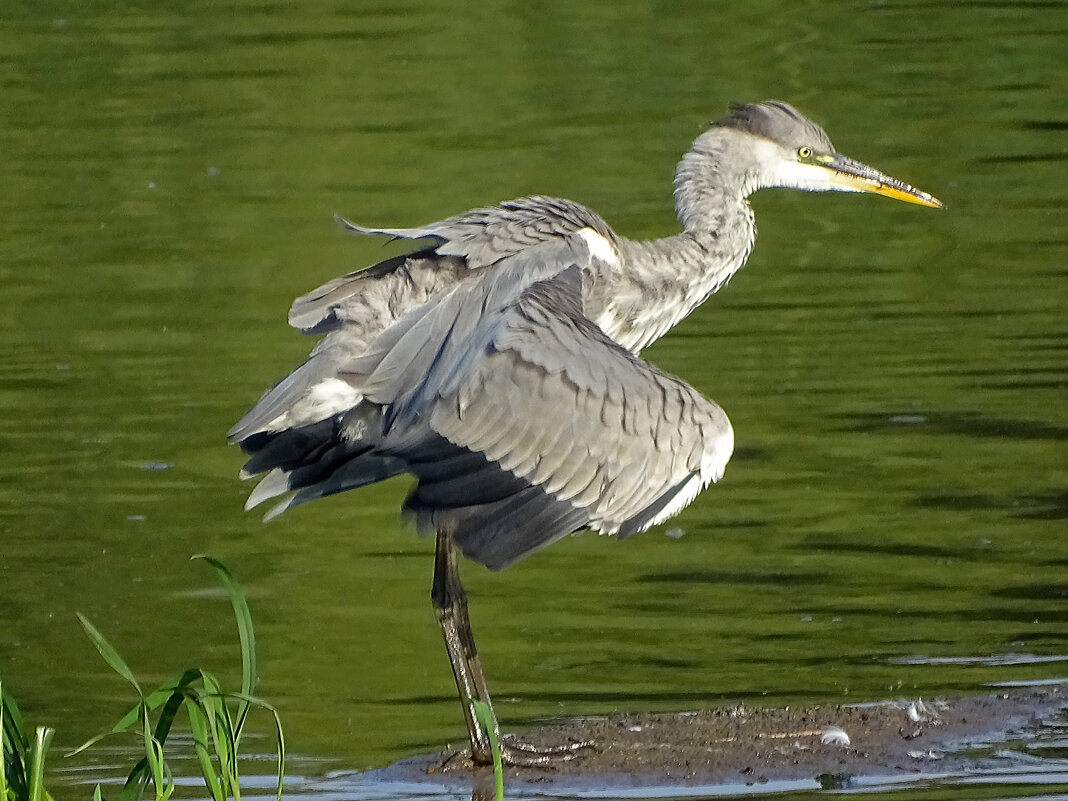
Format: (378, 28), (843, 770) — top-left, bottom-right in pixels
(712, 100), (942, 208)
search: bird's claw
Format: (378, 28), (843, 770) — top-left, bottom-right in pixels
(436, 736), (594, 771)
(497, 734), (593, 766)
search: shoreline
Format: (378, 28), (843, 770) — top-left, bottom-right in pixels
(365, 690), (1066, 793)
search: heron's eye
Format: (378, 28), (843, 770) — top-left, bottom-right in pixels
(797, 146), (813, 159)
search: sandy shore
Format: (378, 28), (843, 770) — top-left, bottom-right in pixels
(369, 690), (1065, 793)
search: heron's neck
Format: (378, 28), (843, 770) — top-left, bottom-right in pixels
(673, 139), (757, 241)
(586, 227), (744, 353)
(584, 142), (757, 353)
(582, 133), (764, 353)
(665, 140), (760, 305)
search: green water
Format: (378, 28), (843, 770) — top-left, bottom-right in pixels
(1, 0), (1065, 795)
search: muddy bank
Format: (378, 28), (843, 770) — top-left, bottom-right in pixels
(374, 691), (1065, 791)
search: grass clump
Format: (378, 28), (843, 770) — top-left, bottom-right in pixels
(2, 556), (283, 801)
(1, 682), (56, 801)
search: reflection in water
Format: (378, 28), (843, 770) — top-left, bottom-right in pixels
(890, 654), (1068, 667)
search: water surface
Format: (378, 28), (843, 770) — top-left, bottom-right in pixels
(1, 1), (1065, 797)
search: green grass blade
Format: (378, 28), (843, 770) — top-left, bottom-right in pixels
(265, 703), (285, 801)
(28, 726), (55, 801)
(118, 764), (149, 801)
(141, 708), (164, 801)
(92, 784), (103, 801)
(0, 683), (8, 801)
(471, 701), (503, 801)
(159, 759), (174, 801)
(192, 557), (256, 713)
(184, 700), (224, 801)
(148, 671), (204, 750)
(211, 708), (240, 801)
(194, 676), (236, 799)
(76, 614), (142, 696)
(195, 691), (285, 801)
(140, 710), (175, 801)
(1, 680), (29, 741)
(70, 669), (206, 759)
(2, 680), (30, 794)
(215, 705), (240, 788)
(117, 751), (156, 801)
(143, 672), (195, 712)
(66, 560), (278, 801)
(66, 731), (111, 761)
(124, 675), (212, 801)
(67, 702), (142, 758)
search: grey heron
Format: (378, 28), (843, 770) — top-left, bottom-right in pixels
(229, 101), (941, 765)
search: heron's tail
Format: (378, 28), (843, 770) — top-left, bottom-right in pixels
(233, 405), (406, 520)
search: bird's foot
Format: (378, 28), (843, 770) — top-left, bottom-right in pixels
(436, 736), (593, 771)
(496, 734), (593, 766)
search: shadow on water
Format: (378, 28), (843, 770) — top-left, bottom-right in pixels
(912, 491), (1068, 521)
(636, 570), (825, 586)
(837, 411), (1068, 442)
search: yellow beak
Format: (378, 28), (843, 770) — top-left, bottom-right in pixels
(825, 154), (943, 208)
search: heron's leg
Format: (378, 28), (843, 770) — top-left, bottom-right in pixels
(432, 529), (592, 767)
(433, 528), (495, 763)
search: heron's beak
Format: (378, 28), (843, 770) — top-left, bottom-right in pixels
(823, 154), (943, 208)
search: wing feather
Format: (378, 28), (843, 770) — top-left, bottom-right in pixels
(366, 234), (733, 569)
(336, 196), (620, 271)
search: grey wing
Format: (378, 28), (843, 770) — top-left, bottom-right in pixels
(232, 250), (471, 441)
(337, 195), (620, 269)
(370, 235), (734, 570)
(230, 196), (610, 498)
(288, 196), (621, 335)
